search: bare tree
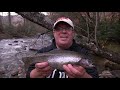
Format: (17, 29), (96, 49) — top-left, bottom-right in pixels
(94, 12), (99, 47)
(16, 12), (120, 64)
(16, 12), (54, 30)
(8, 12), (12, 27)
(0, 14), (4, 33)
(85, 13), (90, 42)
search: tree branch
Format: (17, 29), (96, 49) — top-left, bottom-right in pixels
(16, 12), (120, 64)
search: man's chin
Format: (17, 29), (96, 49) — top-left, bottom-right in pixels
(59, 39), (68, 43)
(59, 41), (68, 46)
(60, 38), (68, 41)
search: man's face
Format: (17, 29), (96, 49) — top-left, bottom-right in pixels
(53, 22), (75, 49)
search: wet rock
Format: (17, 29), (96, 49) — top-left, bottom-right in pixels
(104, 60), (120, 70)
(13, 40), (18, 43)
(8, 44), (12, 45)
(0, 70), (5, 74)
(11, 70), (19, 76)
(0, 66), (6, 78)
(99, 70), (115, 78)
(20, 41), (24, 43)
(110, 70), (120, 78)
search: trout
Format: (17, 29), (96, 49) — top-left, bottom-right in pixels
(22, 49), (94, 71)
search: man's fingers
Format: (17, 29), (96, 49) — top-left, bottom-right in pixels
(63, 65), (73, 75)
(63, 64), (75, 77)
(73, 65), (85, 73)
(35, 62), (49, 69)
(67, 64), (81, 76)
(64, 64), (85, 78)
(42, 66), (52, 72)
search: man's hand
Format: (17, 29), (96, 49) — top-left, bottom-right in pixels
(30, 62), (53, 78)
(63, 64), (92, 78)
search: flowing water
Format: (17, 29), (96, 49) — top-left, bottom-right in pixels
(0, 34), (52, 78)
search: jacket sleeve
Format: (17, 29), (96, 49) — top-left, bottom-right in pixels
(85, 67), (99, 78)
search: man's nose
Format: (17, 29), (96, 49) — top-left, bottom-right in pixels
(61, 29), (67, 33)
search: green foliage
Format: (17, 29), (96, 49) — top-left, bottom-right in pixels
(98, 21), (120, 42)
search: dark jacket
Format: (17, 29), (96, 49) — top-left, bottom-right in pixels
(26, 39), (99, 78)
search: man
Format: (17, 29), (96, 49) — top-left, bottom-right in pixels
(26, 17), (99, 78)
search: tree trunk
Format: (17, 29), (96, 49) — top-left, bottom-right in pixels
(8, 12), (12, 27)
(94, 12), (99, 47)
(16, 12), (54, 30)
(85, 13), (90, 42)
(79, 42), (120, 64)
(0, 15), (4, 33)
(16, 12), (120, 64)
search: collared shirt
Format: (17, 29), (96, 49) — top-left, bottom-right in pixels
(26, 39), (99, 78)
